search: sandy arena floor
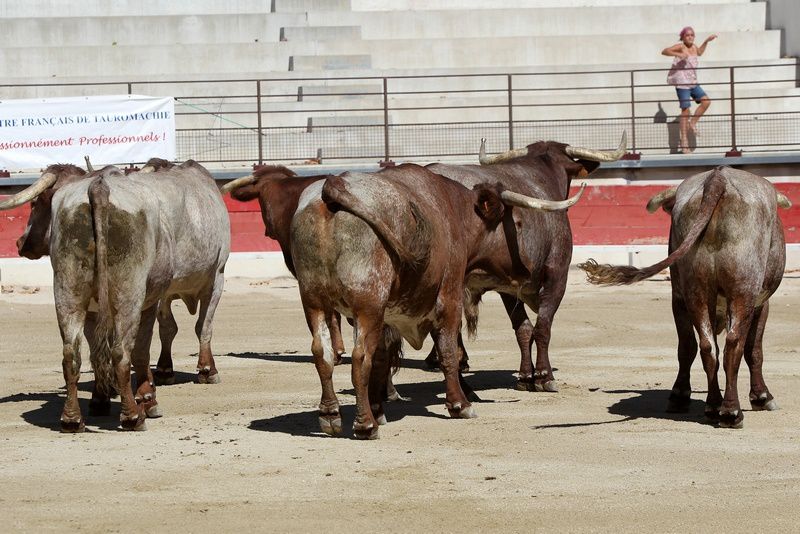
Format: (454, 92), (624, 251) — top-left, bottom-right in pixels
(1, 274), (799, 533)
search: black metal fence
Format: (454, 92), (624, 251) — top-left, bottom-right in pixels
(3, 61), (799, 166)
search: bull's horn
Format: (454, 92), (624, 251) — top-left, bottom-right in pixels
(777, 192), (792, 209)
(0, 172), (58, 210)
(84, 155), (94, 172)
(139, 165), (156, 173)
(646, 186), (678, 213)
(565, 131), (627, 162)
(479, 138), (529, 165)
(501, 182), (586, 211)
(220, 174), (258, 195)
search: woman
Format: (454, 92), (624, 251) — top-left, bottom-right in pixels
(662, 27), (717, 153)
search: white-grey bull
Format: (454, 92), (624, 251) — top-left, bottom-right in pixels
(580, 166), (791, 428)
(19, 161), (229, 431)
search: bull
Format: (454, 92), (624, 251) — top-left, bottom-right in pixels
(1, 161), (230, 431)
(2, 160), (220, 388)
(579, 166), (791, 428)
(290, 164), (584, 439)
(419, 133), (626, 391)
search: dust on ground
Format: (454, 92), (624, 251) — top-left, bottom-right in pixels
(1, 274), (799, 532)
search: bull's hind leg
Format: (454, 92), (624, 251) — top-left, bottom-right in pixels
(351, 314), (383, 439)
(154, 298), (178, 385)
(132, 304), (161, 418)
(527, 263), (568, 393)
(745, 302), (779, 412)
(112, 313), (147, 431)
(84, 312), (111, 417)
(432, 323), (476, 420)
(369, 327), (398, 426)
(666, 295), (698, 413)
(57, 309), (88, 432)
(330, 312), (347, 365)
(685, 294), (723, 420)
(195, 274), (224, 384)
(307, 309), (342, 436)
(501, 295), (536, 392)
(718, 296), (756, 429)
(424, 333), (470, 372)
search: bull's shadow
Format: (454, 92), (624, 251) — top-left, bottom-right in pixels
(531, 388), (709, 430)
(0, 369), (196, 432)
(226, 351), (316, 364)
(249, 367), (522, 439)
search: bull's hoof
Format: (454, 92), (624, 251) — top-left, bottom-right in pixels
(353, 421), (379, 440)
(333, 352), (347, 366)
(120, 413), (147, 431)
(666, 391), (692, 413)
(515, 378), (534, 392)
(60, 419), (85, 433)
(718, 410), (744, 429)
(197, 370), (220, 384)
(750, 393), (779, 411)
(153, 369), (176, 386)
(540, 380), (559, 393)
(145, 402), (163, 418)
(88, 398), (111, 417)
(447, 402), (477, 419)
(386, 387), (410, 402)
(318, 414), (343, 436)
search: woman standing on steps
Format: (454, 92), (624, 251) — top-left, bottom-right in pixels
(662, 27), (717, 153)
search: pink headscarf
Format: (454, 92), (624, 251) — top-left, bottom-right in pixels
(679, 26), (694, 40)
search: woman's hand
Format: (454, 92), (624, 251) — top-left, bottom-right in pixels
(704, 34), (718, 44)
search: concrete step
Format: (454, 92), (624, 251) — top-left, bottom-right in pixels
(273, 0), (351, 13)
(0, 14), (305, 47)
(0, 0), (274, 18)
(298, 83), (383, 101)
(309, 3), (764, 39)
(351, 0), (751, 10)
(289, 54), (371, 71)
(307, 114), (387, 131)
(281, 25), (361, 41)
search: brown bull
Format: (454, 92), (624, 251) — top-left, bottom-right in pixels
(290, 164), (584, 439)
(579, 166), (790, 428)
(421, 132), (625, 391)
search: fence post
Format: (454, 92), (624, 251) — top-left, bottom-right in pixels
(256, 80), (264, 165)
(380, 77), (394, 167)
(726, 66), (741, 157)
(507, 74), (514, 150)
(622, 70), (640, 160)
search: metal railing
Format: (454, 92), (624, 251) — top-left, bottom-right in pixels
(2, 61), (799, 167)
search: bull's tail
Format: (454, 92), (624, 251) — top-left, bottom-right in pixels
(579, 168), (727, 285)
(381, 325), (404, 376)
(88, 177), (117, 395)
(463, 287), (482, 341)
(321, 175), (429, 268)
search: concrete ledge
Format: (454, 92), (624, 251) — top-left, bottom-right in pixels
(273, 0), (350, 13)
(4, 246), (800, 288)
(281, 25), (361, 41)
(290, 54), (372, 71)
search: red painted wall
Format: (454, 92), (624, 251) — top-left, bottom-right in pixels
(2, 184), (799, 257)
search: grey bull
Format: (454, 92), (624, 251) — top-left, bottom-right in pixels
(580, 166), (791, 428)
(2, 161), (230, 431)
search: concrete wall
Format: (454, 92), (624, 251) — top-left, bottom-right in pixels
(351, 0), (750, 10)
(766, 0), (800, 58)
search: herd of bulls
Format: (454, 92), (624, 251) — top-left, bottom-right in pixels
(0, 131), (792, 437)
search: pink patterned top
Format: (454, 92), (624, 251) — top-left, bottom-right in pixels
(666, 55), (698, 89)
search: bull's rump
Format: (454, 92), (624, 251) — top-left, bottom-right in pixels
(671, 169), (784, 305)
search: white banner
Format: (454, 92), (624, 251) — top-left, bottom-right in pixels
(0, 95), (176, 170)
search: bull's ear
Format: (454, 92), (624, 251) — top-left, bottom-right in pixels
(229, 183), (260, 202)
(474, 186), (505, 224)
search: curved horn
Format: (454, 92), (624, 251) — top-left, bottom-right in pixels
(220, 174), (258, 195)
(138, 165), (156, 173)
(479, 138), (529, 165)
(565, 131), (627, 162)
(777, 192), (792, 209)
(500, 182), (586, 211)
(646, 186), (678, 213)
(84, 155), (94, 172)
(0, 172), (58, 211)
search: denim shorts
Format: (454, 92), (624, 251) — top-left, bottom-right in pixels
(676, 85), (707, 109)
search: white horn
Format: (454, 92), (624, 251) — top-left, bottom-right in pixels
(566, 131), (627, 162)
(501, 182), (586, 211)
(479, 138), (529, 165)
(646, 186), (678, 213)
(0, 172), (58, 211)
(220, 174), (258, 195)
(777, 192), (792, 209)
